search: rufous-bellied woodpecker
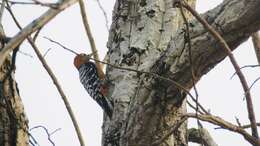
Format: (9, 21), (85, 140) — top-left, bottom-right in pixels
(74, 53), (113, 118)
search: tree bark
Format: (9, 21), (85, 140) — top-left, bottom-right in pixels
(188, 128), (218, 146)
(102, 0), (260, 146)
(0, 26), (29, 146)
(103, 0), (196, 145)
(252, 32), (260, 64)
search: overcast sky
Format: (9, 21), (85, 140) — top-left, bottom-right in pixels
(3, 0), (259, 146)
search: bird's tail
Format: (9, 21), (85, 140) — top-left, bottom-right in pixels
(96, 94), (113, 119)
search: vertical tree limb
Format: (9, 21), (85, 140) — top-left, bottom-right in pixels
(78, 0), (105, 80)
(0, 6), (28, 145)
(0, 0), (5, 22)
(252, 32), (260, 65)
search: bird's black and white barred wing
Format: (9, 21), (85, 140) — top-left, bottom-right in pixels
(78, 62), (113, 118)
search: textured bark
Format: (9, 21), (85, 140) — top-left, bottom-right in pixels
(188, 128), (218, 146)
(0, 27), (29, 146)
(103, 0), (195, 145)
(103, 0), (260, 146)
(252, 32), (260, 64)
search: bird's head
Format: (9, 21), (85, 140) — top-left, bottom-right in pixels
(73, 53), (92, 69)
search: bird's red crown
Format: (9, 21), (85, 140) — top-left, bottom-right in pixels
(73, 53), (90, 69)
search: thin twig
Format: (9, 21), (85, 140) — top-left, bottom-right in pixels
(6, 3), (86, 146)
(43, 48), (52, 58)
(30, 125), (61, 146)
(95, 0), (109, 31)
(178, 0), (259, 139)
(90, 57), (210, 114)
(241, 123), (260, 129)
(0, 0), (78, 68)
(29, 133), (39, 146)
(187, 100), (205, 115)
(45, 36), (210, 115)
(151, 116), (188, 146)
(43, 36), (78, 55)
(230, 65), (260, 79)
(18, 50), (33, 58)
(78, 0), (104, 80)
(185, 113), (260, 146)
(249, 76), (260, 90)
(179, 4), (203, 138)
(33, 27), (42, 42)
(235, 117), (242, 127)
(6, 0), (58, 8)
(30, 39), (86, 146)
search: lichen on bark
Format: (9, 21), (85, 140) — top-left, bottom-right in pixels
(0, 27), (29, 145)
(103, 0), (196, 146)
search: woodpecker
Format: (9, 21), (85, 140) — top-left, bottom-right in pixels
(74, 53), (113, 118)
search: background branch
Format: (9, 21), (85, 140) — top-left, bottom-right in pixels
(78, 0), (105, 79)
(6, 0), (58, 8)
(179, 0), (259, 139)
(95, 0), (109, 31)
(0, 0), (77, 68)
(185, 113), (260, 146)
(6, 3), (86, 146)
(30, 125), (61, 146)
(0, 0), (5, 22)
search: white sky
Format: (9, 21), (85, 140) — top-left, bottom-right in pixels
(2, 0), (259, 146)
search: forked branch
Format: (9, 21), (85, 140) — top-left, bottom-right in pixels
(177, 0), (259, 139)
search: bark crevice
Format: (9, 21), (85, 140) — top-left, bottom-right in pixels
(103, 0), (260, 146)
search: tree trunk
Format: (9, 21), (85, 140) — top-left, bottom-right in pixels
(0, 26), (29, 146)
(102, 0), (260, 146)
(103, 0), (196, 146)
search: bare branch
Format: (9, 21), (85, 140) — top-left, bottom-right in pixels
(231, 65), (260, 79)
(29, 133), (39, 146)
(187, 100), (206, 115)
(78, 0), (105, 80)
(0, 0), (77, 68)
(6, 0), (58, 8)
(95, 0), (109, 31)
(0, 0), (5, 22)
(43, 36), (78, 55)
(252, 32), (260, 64)
(33, 27), (43, 42)
(18, 50), (33, 58)
(241, 123), (260, 129)
(30, 125), (61, 146)
(179, 3), (202, 135)
(178, 0), (259, 139)
(6, 3), (86, 146)
(43, 48), (52, 58)
(249, 77), (260, 90)
(185, 113), (260, 146)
